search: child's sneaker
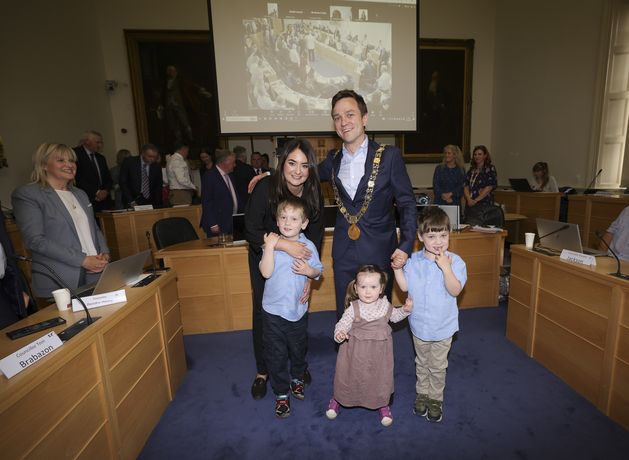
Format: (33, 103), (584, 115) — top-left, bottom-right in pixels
(413, 393), (429, 417)
(378, 405), (393, 426)
(326, 399), (340, 419)
(290, 378), (305, 400)
(426, 399), (443, 422)
(275, 395), (290, 418)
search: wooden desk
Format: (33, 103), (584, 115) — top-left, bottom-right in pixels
(506, 245), (629, 430)
(494, 191), (561, 244)
(567, 194), (629, 248)
(156, 230), (506, 335)
(0, 271), (186, 459)
(97, 206), (205, 260)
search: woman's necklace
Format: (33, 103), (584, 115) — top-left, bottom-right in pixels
(57, 189), (77, 210)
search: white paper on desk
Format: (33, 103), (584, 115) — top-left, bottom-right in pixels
(471, 225), (503, 233)
(71, 289), (127, 312)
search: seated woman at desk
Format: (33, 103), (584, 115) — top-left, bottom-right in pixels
(529, 161), (559, 192)
(11, 143), (110, 300)
(245, 138), (324, 401)
(463, 145), (498, 224)
(432, 144), (466, 206)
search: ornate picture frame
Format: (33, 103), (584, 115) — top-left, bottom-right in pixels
(125, 30), (220, 154)
(400, 38), (474, 163)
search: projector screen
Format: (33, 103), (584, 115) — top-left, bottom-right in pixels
(208, 0), (418, 134)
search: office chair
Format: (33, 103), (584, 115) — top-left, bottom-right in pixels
(152, 217), (200, 250)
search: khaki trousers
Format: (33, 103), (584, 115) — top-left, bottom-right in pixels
(412, 335), (452, 401)
(169, 189), (193, 206)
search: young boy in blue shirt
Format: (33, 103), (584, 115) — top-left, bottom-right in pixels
(259, 196), (323, 418)
(393, 206), (467, 422)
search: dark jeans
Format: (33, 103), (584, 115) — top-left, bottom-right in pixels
(263, 310), (308, 396)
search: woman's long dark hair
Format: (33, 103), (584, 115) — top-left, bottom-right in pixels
(269, 138), (321, 221)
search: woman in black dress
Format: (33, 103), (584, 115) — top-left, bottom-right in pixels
(245, 138), (324, 400)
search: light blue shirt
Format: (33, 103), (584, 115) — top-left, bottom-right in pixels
(262, 233), (323, 321)
(338, 135), (369, 200)
(404, 249), (467, 341)
(608, 206), (629, 261)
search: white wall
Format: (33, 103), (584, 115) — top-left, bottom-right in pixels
(492, 0), (606, 188)
(0, 0), (115, 207)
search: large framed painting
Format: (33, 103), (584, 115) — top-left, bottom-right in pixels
(401, 38), (474, 163)
(125, 30), (220, 155)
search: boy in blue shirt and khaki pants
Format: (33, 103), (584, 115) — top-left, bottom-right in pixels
(393, 207), (467, 422)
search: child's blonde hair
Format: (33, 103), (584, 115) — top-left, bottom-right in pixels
(344, 264), (388, 309)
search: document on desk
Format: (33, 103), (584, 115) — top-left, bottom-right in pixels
(0, 332), (63, 379)
(471, 226), (503, 233)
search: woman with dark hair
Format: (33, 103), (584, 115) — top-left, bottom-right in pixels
(463, 145), (498, 224)
(245, 137), (324, 400)
(199, 148), (214, 178)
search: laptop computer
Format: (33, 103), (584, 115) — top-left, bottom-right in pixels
(75, 250), (150, 297)
(535, 218), (606, 256)
(417, 205), (461, 231)
(509, 178), (535, 192)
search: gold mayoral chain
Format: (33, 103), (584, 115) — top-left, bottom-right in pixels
(330, 144), (386, 241)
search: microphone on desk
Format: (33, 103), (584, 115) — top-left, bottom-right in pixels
(538, 224), (570, 241)
(584, 169), (603, 194)
(13, 255), (100, 340)
(594, 231), (629, 280)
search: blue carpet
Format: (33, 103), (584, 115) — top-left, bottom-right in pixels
(139, 306), (629, 460)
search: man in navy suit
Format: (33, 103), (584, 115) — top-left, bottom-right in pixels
(201, 149), (238, 236)
(118, 143), (163, 208)
(74, 130), (113, 212)
(319, 89), (417, 318)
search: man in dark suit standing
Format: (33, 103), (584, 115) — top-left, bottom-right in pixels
(74, 130), (113, 212)
(0, 212), (32, 329)
(201, 149), (238, 236)
(118, 143), (163, 208)
(319, 89), (417, 318)
(250, 151), (270, 175)
(232, 145), (256, 210)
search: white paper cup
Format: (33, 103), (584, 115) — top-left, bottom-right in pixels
(525, 232), (536, 250)
(52, 288), (71, 311)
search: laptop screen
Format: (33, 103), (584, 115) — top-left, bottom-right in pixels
(535, 218), (583, 252)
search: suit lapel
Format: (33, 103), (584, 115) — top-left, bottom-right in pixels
(44, 187), (81, 243)
(333, 149), (353, 204)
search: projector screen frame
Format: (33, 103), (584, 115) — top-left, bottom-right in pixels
(400, 38), (474, 164)
(206, 0), (420, 138)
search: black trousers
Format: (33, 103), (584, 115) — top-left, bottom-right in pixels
(248, 249), (268, 375)
(263, 310), (308, 396)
